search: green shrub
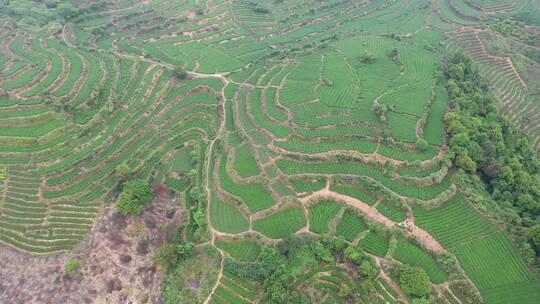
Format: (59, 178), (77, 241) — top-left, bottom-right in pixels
(399, 264), (431, 298)
(153, 242), (194, 271)
(415, 139), (428, 151)
(116, 179), (154, 215)
(114, 162), (132, 181)
(154, 243), (178, 271)
(65, 258), (81, 278)
(173, 66), (187, 80)
(359, 51), (376, 64)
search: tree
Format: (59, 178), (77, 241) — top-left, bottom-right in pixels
(173, 66), (187, 80)
(153, 243), (178, 270)
(358, 259), (379, 280)
(372, 100), (388, 123)
(65, 258), (81, 278)
(359, 51), (376, 64)
(447, 64), (465, 80)
(338, 284), (352, 298)
(415, 139), (428, 151)
(254, 7), (271, 14)
(287, 291), (310, 304)
(57, 3), (82, 21)
(45, 0), (59, 9)
(114, 162), (131, 181)
(258, 246), (290, 302)
(344, 244), (365, 264)
(176, 242), (194, 261)
(361, 279), (376, 299)
(529, 224), (540, 251)
(399, 265), (431, 298)
(189, 186), (200, 202)
(116, 179), (154, 215)
(153, 242), (193, 271)
(193, 207), (207, 227)
(312, 241), (334, 263)
(92, 27), (106, 38)
(456, 153), (477, 173)
(388, 48), (400, 61)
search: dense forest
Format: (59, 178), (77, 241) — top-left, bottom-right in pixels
(445, 51), (540, 263)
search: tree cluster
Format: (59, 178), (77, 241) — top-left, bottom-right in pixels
(1, 0), (109, 27)
(153, 242), (194, 271)
(490, 20), (538, 46)
(57, 3), (85, 20)
(223, 235), (381, 303)
(398, 265), (431, 298)
(444, 51), (540, 256)
(372, 100), (389, 123)
(388, 47), (400, 61)
(116, 179), (154, 215)
(359, 51), (376, 64)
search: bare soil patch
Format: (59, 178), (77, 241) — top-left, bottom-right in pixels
(0, 194), (181, 304)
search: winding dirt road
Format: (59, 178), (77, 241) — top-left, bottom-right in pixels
(300, 182), (444, 253)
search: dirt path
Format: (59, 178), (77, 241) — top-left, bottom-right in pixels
(203, 252), (224, 304)
(202, 71), (229, 304)
(269, 143), (408, 167)
(61, 23), (75, 49)
(406, 212), (444, 252)
(300, 182), (445, 253)
(300, 182), (395, 227)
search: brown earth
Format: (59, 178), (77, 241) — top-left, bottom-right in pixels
(0, 193), (181, 304)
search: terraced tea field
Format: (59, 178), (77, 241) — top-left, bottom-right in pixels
(1, 0), (539, 303)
